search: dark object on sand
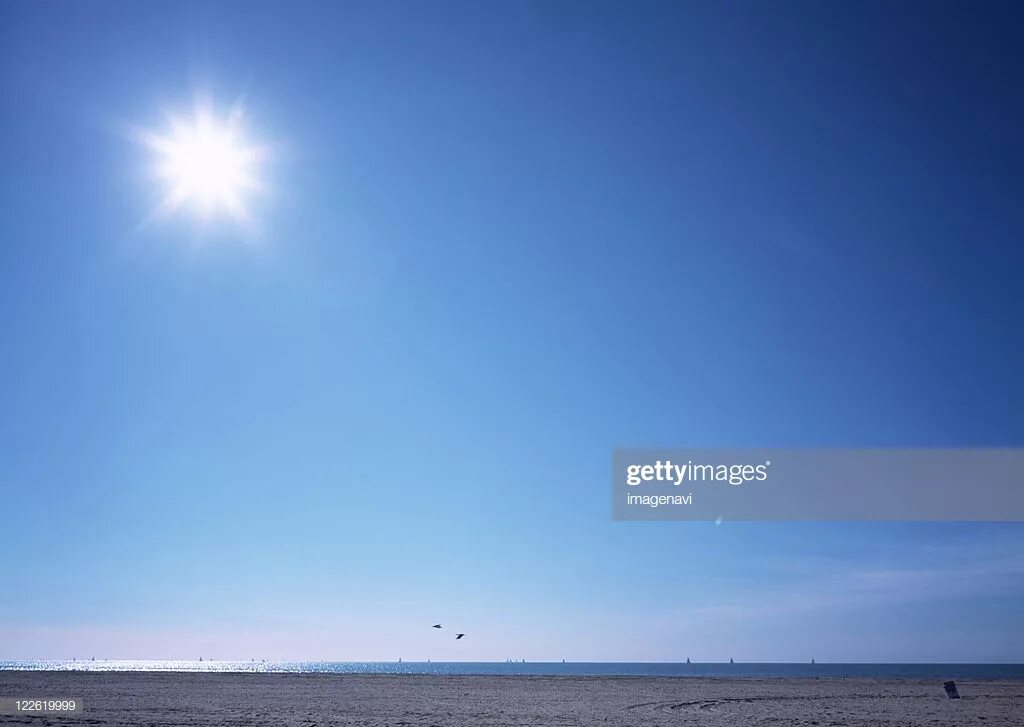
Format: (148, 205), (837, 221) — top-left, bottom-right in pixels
(432, 624), (442, 628)
(943, 681), (960, 699)
(456, 633), (465, 639)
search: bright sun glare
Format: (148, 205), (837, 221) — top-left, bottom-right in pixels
(139, 102), (267, 226)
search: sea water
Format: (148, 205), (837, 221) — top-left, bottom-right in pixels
(2, 661), (1022, 679)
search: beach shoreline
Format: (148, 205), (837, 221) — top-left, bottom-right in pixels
(2, 671), (1021, 726)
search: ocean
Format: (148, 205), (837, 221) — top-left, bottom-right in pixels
(2, 661), (1021, 679)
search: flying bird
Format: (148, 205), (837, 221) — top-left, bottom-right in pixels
(432, 624), (442, 628)
(455, 633), (465, 640)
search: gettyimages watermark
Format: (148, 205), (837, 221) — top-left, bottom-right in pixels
(612, 448), (1024, 521)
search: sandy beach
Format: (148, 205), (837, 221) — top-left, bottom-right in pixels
(1, 672), (1021, 726)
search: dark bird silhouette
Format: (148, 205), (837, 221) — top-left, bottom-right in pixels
(432, 624), (442, 629)
(455, 633), (465, 640)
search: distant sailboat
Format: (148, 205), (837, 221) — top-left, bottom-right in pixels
(686, 657), (690, 664)
(562, 658), (565, 663)
(811, 658), (815, 664)
(730, 658), (734, 664)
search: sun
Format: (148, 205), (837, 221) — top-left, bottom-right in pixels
(140, 103), (268, 225)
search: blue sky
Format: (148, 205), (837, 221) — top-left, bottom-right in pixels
(1, 1), (1022, 661)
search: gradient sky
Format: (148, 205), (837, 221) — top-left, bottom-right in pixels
(1, 1), (1022, 662)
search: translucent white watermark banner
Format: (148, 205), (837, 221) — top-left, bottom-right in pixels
(612, 448), (1024, 521)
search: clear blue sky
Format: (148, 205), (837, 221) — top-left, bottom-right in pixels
(1, 0), (1021, 662)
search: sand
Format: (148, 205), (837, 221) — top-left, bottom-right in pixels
(1, 672), (1021, 726)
